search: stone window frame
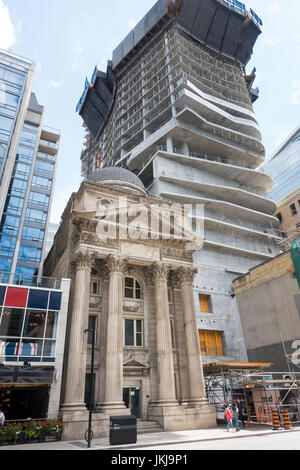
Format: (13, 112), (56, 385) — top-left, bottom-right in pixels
(90, 280), (99, 295)
(123, 276), (142, 300)
(124, 318), (144, 348)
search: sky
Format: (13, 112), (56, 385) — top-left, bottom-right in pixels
(0, 0), (299, 223)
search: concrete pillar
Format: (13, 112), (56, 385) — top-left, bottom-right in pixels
(98, 255), (129, 414)
(176, 267), (208, 404)
(166, 136), (174, 153)
(61, 251), (94, 412)
(148, 262), (178, 406)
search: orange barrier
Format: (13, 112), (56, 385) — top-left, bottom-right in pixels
(272, 410), (281, 430)
(282, 411), (292, 430)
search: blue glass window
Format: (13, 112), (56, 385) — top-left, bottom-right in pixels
(0, 236), (16, 256)
(18, 245), (41, 263)
(25, 208), (47, 223)
(32, 175), (52, 189)
(22, 226), (44, 242)
(35, 160), (54, 174)
(27, 289), (49, 309)
(49, 292), (62, 311)
(0, 286), (6, 305)
(4, 196), (24, 215)
(29, 191), (50, 206)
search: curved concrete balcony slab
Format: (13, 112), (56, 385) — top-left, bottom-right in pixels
(176, 107), (264, 155)
(159, 175), (276, 214)
(156, 151), (273, 193)
(194, 215), (280, 241)
(126, 119), (264, 170)
(185, 79), (258, 122)
(158, 190), (279, 226)
(203, 239), (275, 260)
(176, 88), (261, 140)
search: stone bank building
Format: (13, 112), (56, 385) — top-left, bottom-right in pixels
(43, 167), (216, 439)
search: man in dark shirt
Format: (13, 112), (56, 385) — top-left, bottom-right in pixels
(236, 398), (247, 429)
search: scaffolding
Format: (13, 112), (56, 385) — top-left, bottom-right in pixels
(204, 362), (300, 426)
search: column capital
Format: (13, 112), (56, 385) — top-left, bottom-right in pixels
(146, 262), (169, 282)
(71, 251), (95, 272)
(176, 266), (198, 285)
(105, 254), (128, 274)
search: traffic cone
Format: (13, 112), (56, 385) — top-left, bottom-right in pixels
(272, 410), (281, 430)
(282, 411), (292, 430)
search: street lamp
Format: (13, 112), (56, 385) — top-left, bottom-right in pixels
(84, 324), (96, 449)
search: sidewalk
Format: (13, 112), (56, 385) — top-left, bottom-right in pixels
(1, 424), (299, 451)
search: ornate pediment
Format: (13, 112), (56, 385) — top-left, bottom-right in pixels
(123, 358), (149, 369)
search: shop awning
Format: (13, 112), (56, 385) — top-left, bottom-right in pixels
(0, 366), (54, 384)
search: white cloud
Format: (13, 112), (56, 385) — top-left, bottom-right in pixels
(291, 80), (300, 105)
(0, 0), (16, 49)
(267, 1), (281, 15)
(263, 35), (282, 46)
(50, 80), (61, 89)
(72, 44), (83, 71)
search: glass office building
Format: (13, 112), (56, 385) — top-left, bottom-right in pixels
(0, 49), (59, 283)
(262, 126), (300, 203)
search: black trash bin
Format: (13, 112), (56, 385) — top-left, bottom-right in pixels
(109, 415), (137, 446)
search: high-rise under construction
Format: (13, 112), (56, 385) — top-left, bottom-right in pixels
(76, 0), (281, 363)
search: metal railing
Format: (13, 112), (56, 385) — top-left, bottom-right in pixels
(0, 272), (62, 289)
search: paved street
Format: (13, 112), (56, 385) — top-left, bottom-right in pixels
(137, 430), (300, 451)
(1, 425), (299, 451)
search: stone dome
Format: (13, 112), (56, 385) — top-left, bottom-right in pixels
(88, 167), (146, 193)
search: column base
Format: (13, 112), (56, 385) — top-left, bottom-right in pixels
(60, 402), (88, 413)
(96, 401), (131, 416)
(148, 402), (216, 432)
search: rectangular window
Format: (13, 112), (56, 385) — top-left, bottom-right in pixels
(29, 191), (50, 206)
(90, 281), (99, 295)
(32, 175), (52, 189)
(199, 295), (212, 313)
(25, 208), (47, 223)
(290, 204), (297, 216)
(0, 308), (25, 337)
(35, 160), (54, 174)
(124, 277), (141, 299)
(124, 319), (143, 347)
(23, 310), (46, 338)
(198, 330), (224, 357)
(277, 213), (283, 224)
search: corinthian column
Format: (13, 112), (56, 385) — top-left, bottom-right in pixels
(62, 251), (94, 412)
(177, 266), (208, 404)
(148, 262), (178, 406)
(99, 255), (128, 413)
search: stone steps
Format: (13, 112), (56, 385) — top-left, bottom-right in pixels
(137, 420), (163, 434)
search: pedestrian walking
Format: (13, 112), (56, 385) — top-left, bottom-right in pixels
(232, 402), (240, 432)
(236, 398), (247, 429)
(224, 406), (234, 432)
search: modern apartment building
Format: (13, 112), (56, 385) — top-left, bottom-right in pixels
(76, 0), (281, 364)
(261, 126), (300, 246)
(0, 48), (59, 283)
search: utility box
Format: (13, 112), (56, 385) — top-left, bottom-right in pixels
(109, 415), (137, 446)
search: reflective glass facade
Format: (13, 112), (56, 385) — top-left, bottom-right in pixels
(0, 50), (59, 283)
(265, 132), (300, 203)
(0, 64), (26, 175)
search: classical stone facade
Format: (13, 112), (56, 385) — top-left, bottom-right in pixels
(43, 168), (216, 439)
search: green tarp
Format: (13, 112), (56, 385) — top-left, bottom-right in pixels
(291, 237), (300, 288)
